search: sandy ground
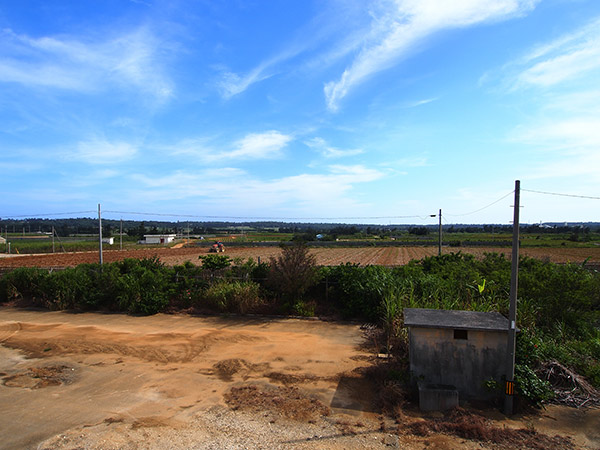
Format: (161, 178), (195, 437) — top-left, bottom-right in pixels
(0, 308), (598, 450)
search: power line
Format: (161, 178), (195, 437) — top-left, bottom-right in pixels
(0, 210), (96, 219)
(445, 190), (515, 217)
(103, 210), (427, 221)
(4, 185), (594, 222)
(522, 189), (600, 200)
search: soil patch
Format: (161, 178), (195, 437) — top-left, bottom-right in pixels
(224, 384), (331, 422)
(2, 364), (77, 389)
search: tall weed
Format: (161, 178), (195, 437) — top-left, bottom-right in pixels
(203, 280), (262, 314)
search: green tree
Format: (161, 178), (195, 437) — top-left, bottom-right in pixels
(268, 242), (317, 302)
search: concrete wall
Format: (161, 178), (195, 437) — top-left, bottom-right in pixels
(409, 327), (507, 399)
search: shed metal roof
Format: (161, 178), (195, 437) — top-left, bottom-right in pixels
(404, 308), (509, 332)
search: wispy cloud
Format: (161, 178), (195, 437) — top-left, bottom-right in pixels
(504, 17), (600, 185)
(69, 139), (138, 165)
(0, 27), (173, 101)
(403, 97), (437, 108)
(128, 164), (385, 213)
(215, 2), (371, 99)
(305, 137), (363, 158)
(324, 0), (538, 111)
(514, 17), (600, 88)
(216, 40), (307, 99)
(226, 131), (292, 160)
(163, 131), (293, 162)
(218, 66), (275, 99)
(512, 118), (600, 179)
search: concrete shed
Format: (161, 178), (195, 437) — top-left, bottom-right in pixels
(404, 308), (510, 403)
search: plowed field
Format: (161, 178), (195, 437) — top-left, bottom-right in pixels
(1, 245), (599, 269)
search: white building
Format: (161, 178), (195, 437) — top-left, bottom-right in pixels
(143, 234), (177, 245)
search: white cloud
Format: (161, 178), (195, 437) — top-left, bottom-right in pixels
(324, 0), (537, 111)
(305, 137), (363, 158)
(70, 139), (138, 165)
(0, 27), (173, 101)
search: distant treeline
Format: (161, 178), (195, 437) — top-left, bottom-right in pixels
(0, 217), (598, 238)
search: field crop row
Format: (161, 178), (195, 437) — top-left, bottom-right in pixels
(1, 245), (599, 269)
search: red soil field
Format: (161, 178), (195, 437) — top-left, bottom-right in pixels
(1, 245), (599, 269)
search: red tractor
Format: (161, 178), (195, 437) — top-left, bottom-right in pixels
(209, 242), (225, 253)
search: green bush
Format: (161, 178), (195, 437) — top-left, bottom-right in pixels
(0, 267), (49, 305)
(328, 263), (398, 320)
(199, 254), (231, 271)
(172, 261), (208, 308)
(514, 364), (554, 406)
(113, 257), (172, 315)
(38, 267), (93, 310)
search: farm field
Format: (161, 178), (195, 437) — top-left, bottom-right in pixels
(1, 245), (600, 269)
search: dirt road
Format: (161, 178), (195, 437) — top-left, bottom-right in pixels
(0, 309), (598, 449)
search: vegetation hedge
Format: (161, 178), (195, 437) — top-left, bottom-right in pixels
(1, 251), (599, 404)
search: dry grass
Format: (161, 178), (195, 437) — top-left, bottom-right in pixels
(405, 408), (575, 450)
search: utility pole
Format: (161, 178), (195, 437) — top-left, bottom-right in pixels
(438, 209), (442, 256)
(504, 180), (520, 415)
(52, 226), (55, 253)
(98, 203), (103, 265)
(430, 210), (443, 256)
(120, 218), (123, 251)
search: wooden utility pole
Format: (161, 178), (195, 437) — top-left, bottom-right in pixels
(438, 209), (442, 256)
(98, 204), (103, 265)
(504, 180), (520, 415)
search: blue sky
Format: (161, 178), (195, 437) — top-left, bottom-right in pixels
(1, 0), (599, 225)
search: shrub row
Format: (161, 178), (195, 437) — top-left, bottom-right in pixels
(0, 257), (265, 315)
